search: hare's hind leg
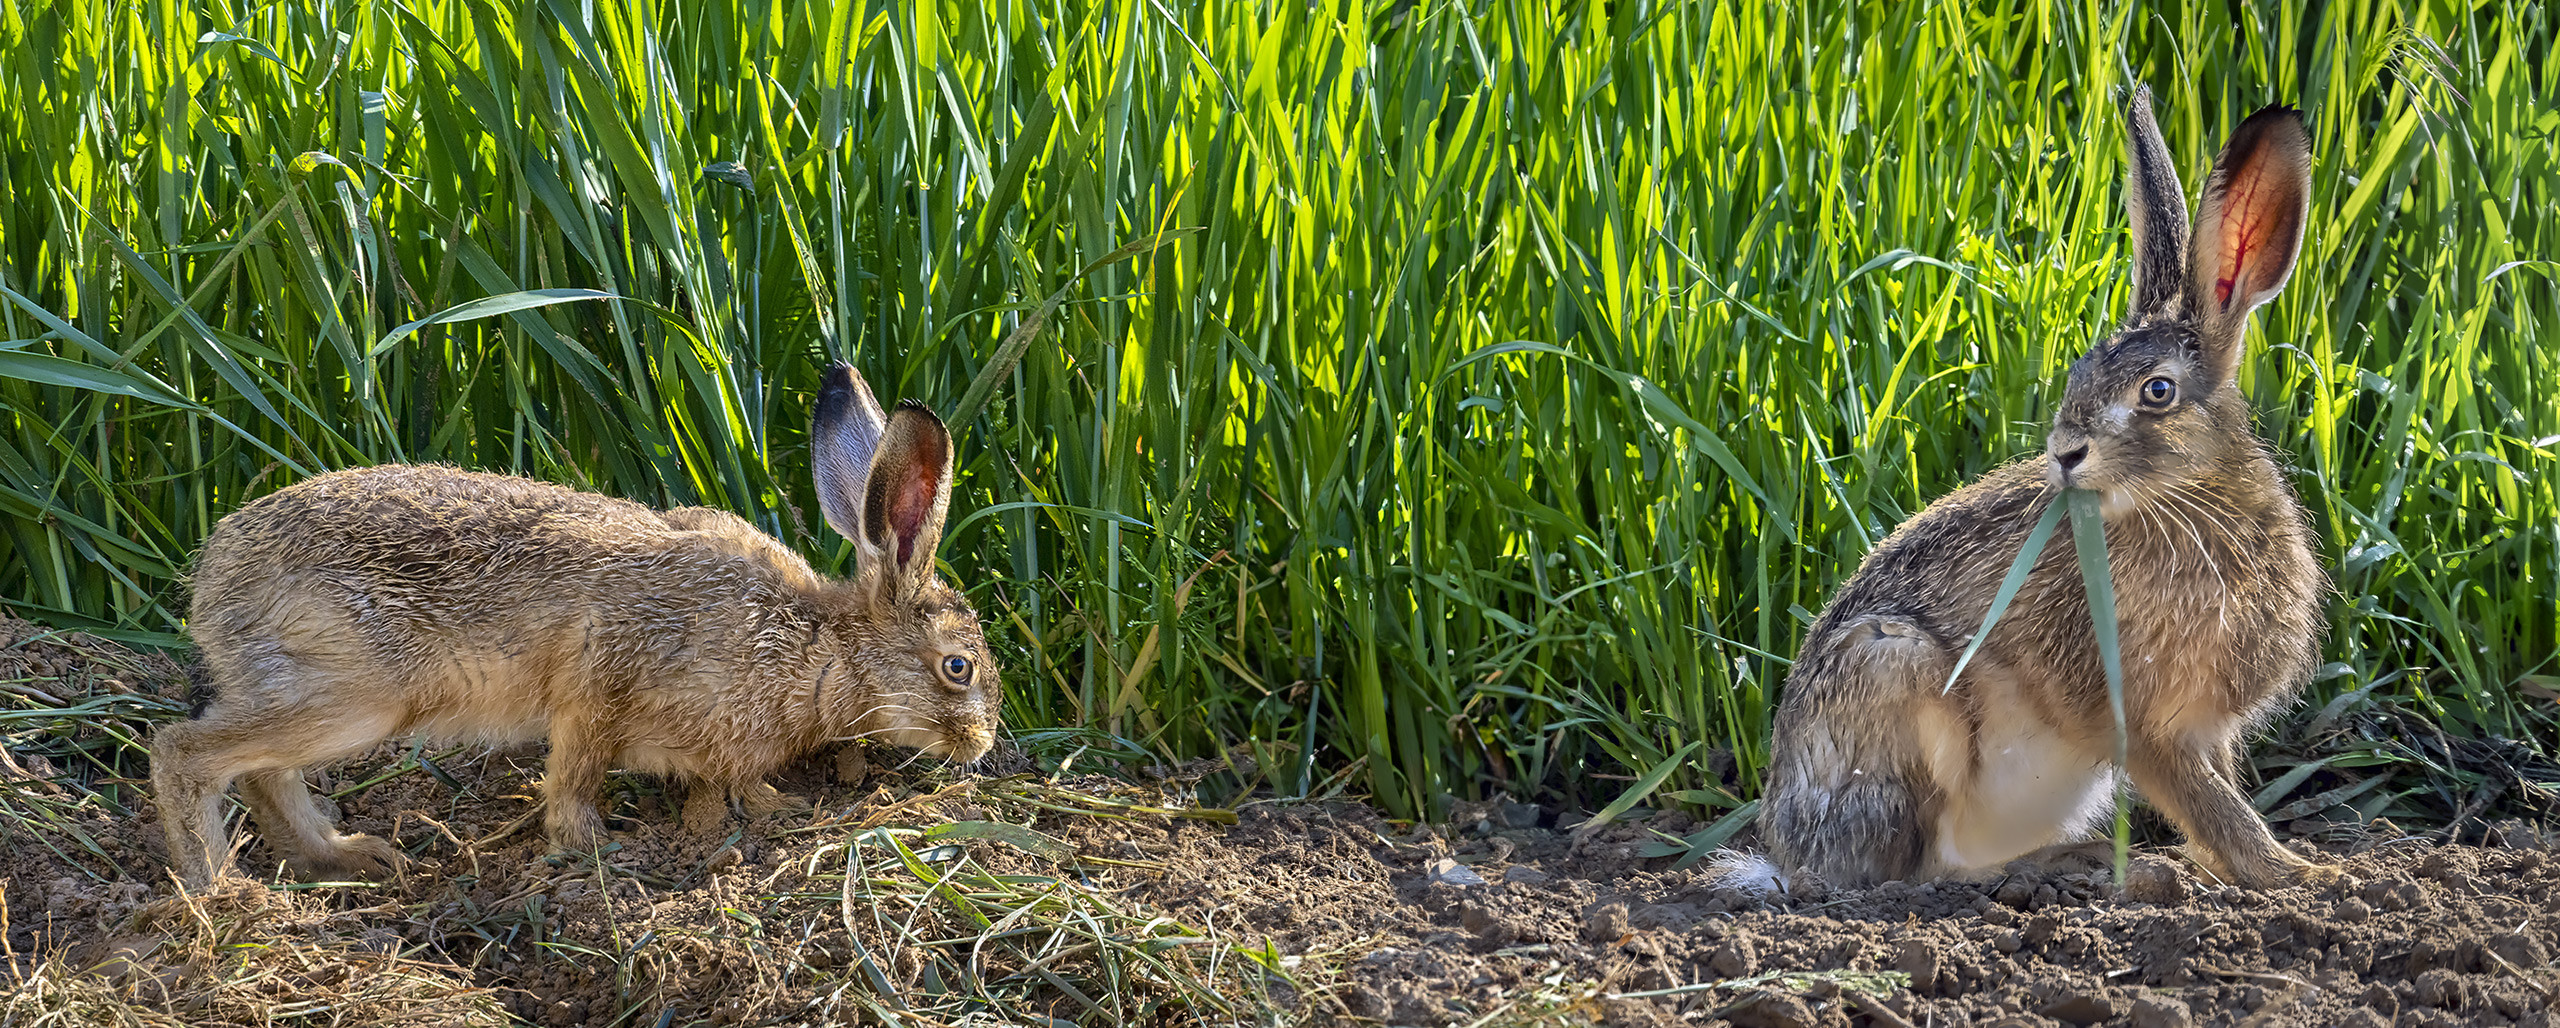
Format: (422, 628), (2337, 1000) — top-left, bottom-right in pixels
(151, 719), (245, 888)
(1764, 617), (1958, 887)
(235, 768), (401, 879)
(150, 704), (404, 886)
(2128, 732), (2338, 889)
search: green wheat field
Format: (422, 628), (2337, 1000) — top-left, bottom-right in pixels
(0, 0), (2552, 824)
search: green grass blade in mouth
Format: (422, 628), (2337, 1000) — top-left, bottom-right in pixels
(2064, 487), (2130, 885)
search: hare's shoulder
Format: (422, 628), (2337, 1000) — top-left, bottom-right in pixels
(657, 507), (823, 586)
(1855, 458), (2055, 583)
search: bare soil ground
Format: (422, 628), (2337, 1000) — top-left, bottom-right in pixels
(4, 619), (2557, 1027)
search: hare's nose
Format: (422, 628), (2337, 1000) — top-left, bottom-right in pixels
(2051, 442), (2090, 472)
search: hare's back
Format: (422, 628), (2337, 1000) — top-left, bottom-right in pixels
(1802, 461), (2058, 654)
(198, 464), (664, 582)
(190, 464), (684, 651)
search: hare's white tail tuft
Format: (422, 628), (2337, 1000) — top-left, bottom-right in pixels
(1703, 850), (1789, 897)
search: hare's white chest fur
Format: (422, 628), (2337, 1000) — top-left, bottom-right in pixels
(1923, 667), (2117, 873)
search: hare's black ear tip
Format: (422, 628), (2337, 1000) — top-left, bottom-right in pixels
(892, 398), (948, 428)
(814, 364), (869, 426)
(818, 362), (867, 401)
(2242, 102), (2308, 130)
(2232, 104), (2312, 157)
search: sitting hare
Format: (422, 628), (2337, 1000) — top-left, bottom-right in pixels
(1757, 89), (2335, 890)
(152, 364), (1000, 887)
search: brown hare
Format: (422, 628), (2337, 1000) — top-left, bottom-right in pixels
(152, 364), (1001, 887)
(1755, 89), (2335, 891)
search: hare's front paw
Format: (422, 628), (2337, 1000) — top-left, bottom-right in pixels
(2282, 858), (2352, 891)
(545, 804), (608, 854)
(681, 786), (731, 835)
(734, 781), (809, 818)
(301, 831), (401, 880)
(681, 782), (806, 834)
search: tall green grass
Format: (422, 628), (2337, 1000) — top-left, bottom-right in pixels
(1, 0), (2551, 818)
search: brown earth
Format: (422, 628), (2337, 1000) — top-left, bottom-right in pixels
(2, 619), (2557, 1026)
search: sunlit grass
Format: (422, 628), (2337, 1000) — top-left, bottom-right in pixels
(0, 0), (2550, 819)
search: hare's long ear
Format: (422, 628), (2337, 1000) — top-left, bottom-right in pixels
(859, 402), (953, 598)
(2187, 103), (2311, 387)
(811, 363), (890, 548)
(2121, 86), (2190, 321)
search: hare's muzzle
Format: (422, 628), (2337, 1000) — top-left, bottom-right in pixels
(2044, 425), (2094, 486)
(938, 723), (997, 764)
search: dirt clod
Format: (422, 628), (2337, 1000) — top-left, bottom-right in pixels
(2130, 992), (2192, 1028)
(2122, 854), (2190, 904)
(2038, 987), (2117, 1024)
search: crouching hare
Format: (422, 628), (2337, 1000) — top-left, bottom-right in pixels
(153, 364), (999, 887)
(1758, 90), (2338, 891)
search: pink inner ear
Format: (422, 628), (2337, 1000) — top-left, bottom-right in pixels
(884, 423), (948, 568)
(2214, 167), (2277, 310)
(890, 471), (934, 567)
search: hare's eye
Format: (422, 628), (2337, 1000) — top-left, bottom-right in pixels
(941, 655), (973, 685)
(2140, 376), (2178, 407)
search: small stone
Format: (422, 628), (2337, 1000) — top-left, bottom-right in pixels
(2333, 896), (2373, 923)
(2122, 856), (2190, 904)
(1993, 929), (2023, 953)
(2038, 990), (2118, 1025)
(2129, 994), (2191, 1028)
(1504, 865), (1552, 886)
(1500, 802), (1544, 829)
(1426, 857), (1486, 887)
